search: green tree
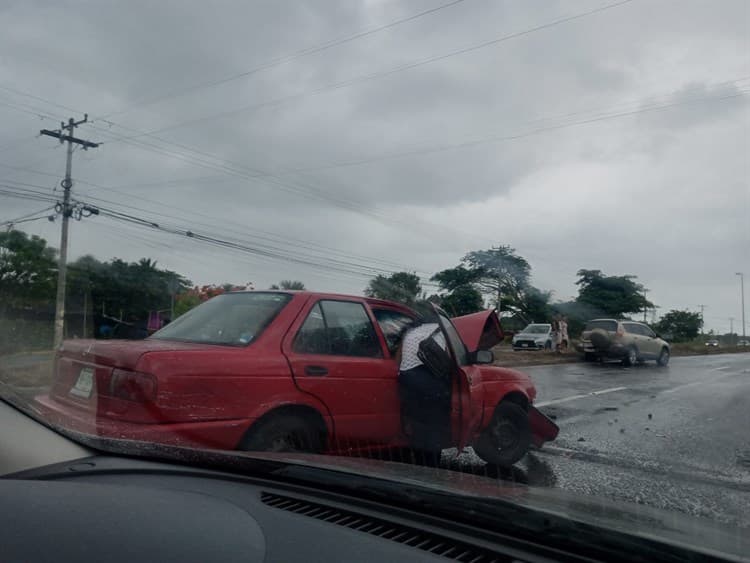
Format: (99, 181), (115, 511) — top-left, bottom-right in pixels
(430, 266), (484, 316)
(365, 272), (422, 305)
(270, 280), (306, 290)
(575, 269), (652, 317)
(654, 310), (702, 342)
(0, 229), (57, 310)
(461, 246), (550, 322)
(440, 285), (484, 316)
(430, 266), (482, 292)
(68, 256), (191, 326)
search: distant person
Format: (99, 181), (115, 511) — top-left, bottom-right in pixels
(559, 316), (569, 353)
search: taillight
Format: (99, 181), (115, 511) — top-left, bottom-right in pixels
(109, 369), (157, 402)
(616, 324), (625, 338)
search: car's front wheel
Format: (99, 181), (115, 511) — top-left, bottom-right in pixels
(473, 401), (531, 468)
(657, 347), (670, 367)
(239, 412), (324, 453)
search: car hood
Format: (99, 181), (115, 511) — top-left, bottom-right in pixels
(248, 452), (748, 561)
(452, 309), (504, 352)
(58, 338), (224, 369)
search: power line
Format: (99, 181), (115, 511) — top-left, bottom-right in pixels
(0, 205), (55, 228)
(14, 81), (750, 259)
(108, 0), (636, 140)
(97, 0), (472, 119)
(1, 164), (437, 276)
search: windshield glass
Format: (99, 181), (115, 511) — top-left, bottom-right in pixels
(151, 292), (292, 346)
(522, 324), (550, 334)
(0, 1), (748, 557)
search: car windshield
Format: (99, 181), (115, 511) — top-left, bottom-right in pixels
(0, 1), (748, 558)
(151, 292), (292, 346)
(522, 324), (550, 334)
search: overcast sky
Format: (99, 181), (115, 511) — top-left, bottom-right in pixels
(1, 0), (748, 333)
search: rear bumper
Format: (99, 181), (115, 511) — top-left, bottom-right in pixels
(575, 342), (628, 358)
(35, 394), (252, 450)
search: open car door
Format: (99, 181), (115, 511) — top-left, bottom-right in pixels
(433, 308), (485, 451)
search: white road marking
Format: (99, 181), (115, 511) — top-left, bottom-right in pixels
(536, 386), (627, 407)
(709, 365), (731, 372)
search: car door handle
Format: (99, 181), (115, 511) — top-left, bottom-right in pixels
(304, 365), (328, 376)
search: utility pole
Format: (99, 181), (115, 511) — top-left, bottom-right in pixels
(642, 289), (650, 322)
(40, 116), (99, 349)
(730, 317), (734, 336)
(737, 273), (746, 341)
(698, 304), (706, 337)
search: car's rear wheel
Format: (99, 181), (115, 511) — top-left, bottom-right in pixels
(473, 402), (531, 468)
(239, 413), (324, 453)
(544, 340), (552, 350)
(622, 346), (638, 367)
(657, 347), (670, 367)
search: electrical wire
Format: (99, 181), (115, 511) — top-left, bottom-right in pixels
(0, 205), (55, 227)
(105, 0), (635, 139)
(96, 0), (472, 119)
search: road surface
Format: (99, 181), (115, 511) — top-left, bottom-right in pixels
(449, 352), (750, 529)
(3, 350), (749, 529)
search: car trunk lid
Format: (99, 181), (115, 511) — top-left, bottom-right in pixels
(50, 339), (219, 414)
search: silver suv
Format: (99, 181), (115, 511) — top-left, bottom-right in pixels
(576, 319), (670, 366)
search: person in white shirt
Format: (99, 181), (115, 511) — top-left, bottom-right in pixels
(394, 316), (451, 459)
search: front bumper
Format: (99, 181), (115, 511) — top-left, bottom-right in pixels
(512, 340), (547, 350)
(529, 406), (559, 447)
(35, 394), (251, 450)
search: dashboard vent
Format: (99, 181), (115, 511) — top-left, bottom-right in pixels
(261, 492), (515, 562)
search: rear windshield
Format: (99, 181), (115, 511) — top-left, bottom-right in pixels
(584, 320), (618, 332)
(151, 292), (292, 346)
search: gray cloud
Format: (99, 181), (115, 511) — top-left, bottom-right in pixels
(1, 0), (748, 332)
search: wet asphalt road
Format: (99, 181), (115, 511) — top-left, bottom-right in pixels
(3, 350), (749, 529)
(451, 352), (750, 529)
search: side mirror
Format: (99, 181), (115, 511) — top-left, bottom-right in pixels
(473, 350), (494, 364)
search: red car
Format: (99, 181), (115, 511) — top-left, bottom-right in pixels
(37, 291), (558, 466)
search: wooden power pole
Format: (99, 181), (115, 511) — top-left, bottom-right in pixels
(40, 116), (99, 349)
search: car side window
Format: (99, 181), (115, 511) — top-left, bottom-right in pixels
(321, 301), (383, 357)
(294, 300), (383, 357)
(643, 326), (656, 338)
(372, 309), (414, 354)
(623, 323), (640, 335)
(293, 302), (328, 354)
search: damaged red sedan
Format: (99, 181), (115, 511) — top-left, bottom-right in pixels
(37, 291), (558, 467)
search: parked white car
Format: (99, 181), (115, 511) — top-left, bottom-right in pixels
(512, 323), (555, 350)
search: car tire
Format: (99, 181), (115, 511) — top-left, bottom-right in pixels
(473, 402), (531, 468)
(657, 347), (670, 367)
(544, 341), (552, 350)
(583, 352), (597, 362)
(239, 412), (324, 453)
(622, 346), (638, 367)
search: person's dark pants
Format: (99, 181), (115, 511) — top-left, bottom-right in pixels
(399, 365), (451, 453)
